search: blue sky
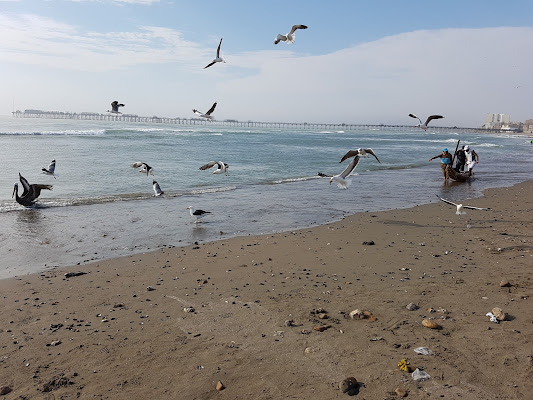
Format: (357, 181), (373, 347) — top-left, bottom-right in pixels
(1, 0), (532, 126)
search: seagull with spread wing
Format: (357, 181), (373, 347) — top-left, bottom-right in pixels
(339, 148), (381, 164)
(108, 101), (125, 114)
(193, 102), (217, 119)
(409, 113), (444, 130)
(131, 162), (154, 176)
(436, 195), (491, 215)
(274, 24), (308, 44)
(42, 159), (57, 178)
(204, 38), (225, 69)
(199, 161), (229, 175)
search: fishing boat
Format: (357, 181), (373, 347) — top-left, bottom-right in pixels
(446, 140), (472, 182)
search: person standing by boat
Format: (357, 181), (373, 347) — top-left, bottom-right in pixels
(454, 145), (466, 172)
(464, 145), (479, 176)
(429, 148), (453, 181)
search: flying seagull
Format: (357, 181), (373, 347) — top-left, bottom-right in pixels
(152, 180), (164, 196)
(204, 38), (225, 69)
(339, 148), (381, 164)
(187, 206), (211, 223)
(199, 161), (229, 175)
(42, 159), (57, 178)
(436, 195), (491, 215)
(12, 173), (53, 207)
(274, 24), (308, 44)
(131, 162), (154, 176)
(108, 101), (125, 114)
(330, 156), (361, 189)
(193, 102), (217, 119)
(409, 114), (444, 130)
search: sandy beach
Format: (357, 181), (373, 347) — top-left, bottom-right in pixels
(1, 180), (532, 399)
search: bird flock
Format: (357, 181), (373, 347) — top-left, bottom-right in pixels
(12, 23), (463, 222)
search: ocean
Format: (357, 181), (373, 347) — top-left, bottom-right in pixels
(1, 116), (532, 279)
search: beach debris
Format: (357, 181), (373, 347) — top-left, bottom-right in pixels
(47, 340), (62, 347)
(216, 381), (225, 391)
(41, 374), (74, 392)
(414, 347), (433, 355)
(339, 377), (358, 395)
(411, 368), (430, 382)
(395, 387), (408, 397)
(305, 346), (319, 354)
(364, 311), (377, 321)
(421, 319), (440, 329)
(362, 240), (375, 245)
(487, 307), (507, 322)
(317, 313), (329, 319)
(183, 307), (195, 313)
(499, 280), (512, 288)
(284, 319), (295, 327)
(406, 302), (419, 311)
(0, 386), (12, 395)
(349, 309), (364, 319)
(397, 359), (410, 372)
(370, 336), (384, 341)
(64, 272), (87, 278)
(486, 312), (499, 323)
(313, 325), (331, 332)
(146, 286), (155, 291)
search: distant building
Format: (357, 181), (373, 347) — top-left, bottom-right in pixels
(522, 119), (533, 135)
(483, 113), (510, 129)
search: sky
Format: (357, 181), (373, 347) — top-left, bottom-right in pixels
(1, 0), (532, 127)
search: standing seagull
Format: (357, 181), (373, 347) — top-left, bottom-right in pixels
(131, 162), (154, 176)
(193, 102), (217, 119)
(12, 173), (53, 207)
(274, 24), (308, 44)
(330, 156), (361, 189)
(42, 159), (57, 178)
(436, 195), (491, 215)
(187, 206), (211, 223)
(204, 38), (225, 69)
(108, 101), (125, 114)
(199, 161), (229, 175)
(409, 114), (444, 131)
(152, 180), (164, 196)
(339, 148), (381, 164)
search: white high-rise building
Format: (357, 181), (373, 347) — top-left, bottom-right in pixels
(484, 113), (510, 129)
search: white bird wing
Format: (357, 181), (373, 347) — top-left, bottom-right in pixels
(339, 156), (360, 179)
(199, 161), (218, 170)
(289, 24), (308, 35)
(274, 34), (287, 44)
(131, 162), (144, 168)
(192, 109), (203, 116)
(462, 205), (492, 211)
(47, 160), (56, 174)
(436, 195), (458, 207)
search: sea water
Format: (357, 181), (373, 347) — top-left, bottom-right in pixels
(1, 116), (532, 278)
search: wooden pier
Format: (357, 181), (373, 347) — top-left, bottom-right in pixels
(12, 109), (498, 133)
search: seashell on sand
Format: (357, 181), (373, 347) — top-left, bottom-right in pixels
(216, 381), (225, 391)
(421, 319), (440, 329)
(491, 307), (507, 321)
(349, 309), (364, 319)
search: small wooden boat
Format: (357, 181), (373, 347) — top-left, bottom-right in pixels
(445, 140), (472, 182)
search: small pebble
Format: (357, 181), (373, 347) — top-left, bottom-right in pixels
(216, 381), (225, 391)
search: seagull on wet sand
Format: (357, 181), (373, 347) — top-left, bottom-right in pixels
(131, 162), (154, 176)
(409, 114), (444, 130)
(193, 102), (217, 119)
(42, 159), (57, 178)
(330, 156), (361, 189)
(274, 24), (308, 44)
(204, 38), (225, 69)
(152, 180), (164, 196)
(12, 173), (53, 207)
(199, 161), (229, 175)
(108, 101), (125, 114)
(436, 195), (492, 215)
(187, 206), (211, 223)
(339, 148), (381, 164)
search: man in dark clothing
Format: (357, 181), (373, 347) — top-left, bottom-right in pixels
(454, 145), (466, 172)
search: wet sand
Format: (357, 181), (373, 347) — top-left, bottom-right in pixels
(1, 181), (532, 399)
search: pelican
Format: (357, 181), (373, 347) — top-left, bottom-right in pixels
(12, 173), (53, 207)
(436, 195), (491, 215)
(108, 101), (125, 114)
(408, 114), (444, 130)
(199, 161), (229, 175)
(330, 156), (360, 189)
(41, 159), (57, 178)
(204, 38), (225, 69)
(131, 162), (154, 176)
(187, 206), (211, 223)
(152, 180), (164, 196)
(339, 148), (381, 164)
(274, 24), (308, 44)
(192, 102), (217, 119)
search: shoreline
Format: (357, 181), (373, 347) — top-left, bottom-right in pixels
(1, 180), (532, 399)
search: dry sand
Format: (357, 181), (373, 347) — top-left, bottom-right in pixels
(1, 181), (532, 399)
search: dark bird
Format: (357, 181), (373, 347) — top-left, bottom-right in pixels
(339, 148), (381, 163)
(408, 113), (443, 130)
(187, 206), (211, 223)
(41, 159), (57, 178)
(204, 38), (225, 69)
(131, 162), (154, 176)
(108, 101), (125, 114)
(193, 102), (217, 119)
(199, 160), (229, 175)
(12, 173), (53, 207)
(274, 24), (308, 44)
